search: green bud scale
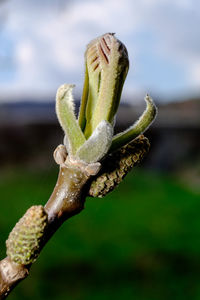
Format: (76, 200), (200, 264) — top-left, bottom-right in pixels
(88, 135), (150, 198)
(6, 206), (48, 265)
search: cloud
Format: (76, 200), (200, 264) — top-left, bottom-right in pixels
(146, 0), (200, 87)
(0, 0), (199, 101)
(0, 0), (141, 97)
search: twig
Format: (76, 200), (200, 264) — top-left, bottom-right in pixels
(0, 32), (157, 299)
(0, 136), (149, 299)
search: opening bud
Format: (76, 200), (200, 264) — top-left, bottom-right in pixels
(79, 33), (129, 138)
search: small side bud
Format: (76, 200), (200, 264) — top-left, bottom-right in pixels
(53, 145), (68, 165)
(6, 206), (48, 265)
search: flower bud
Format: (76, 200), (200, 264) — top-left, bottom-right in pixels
(6, 206), (48, 265)
(88, 135), (150, 197)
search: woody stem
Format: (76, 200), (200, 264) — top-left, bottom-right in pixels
(0, 165), (90, 300)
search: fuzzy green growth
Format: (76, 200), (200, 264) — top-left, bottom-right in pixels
(110, 95), (157, 152)
(88, 135), (150, 197)
(79, 33), (129, 138)
(55, 33), (157, 165)
(76, 120), (113, 163)
(56, 84), (86, 155)
(6, 206), (48, 265)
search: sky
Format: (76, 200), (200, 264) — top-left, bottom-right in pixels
(0, 0), (200, 103)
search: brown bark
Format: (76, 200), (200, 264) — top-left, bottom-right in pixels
(0, 257), (29, 300)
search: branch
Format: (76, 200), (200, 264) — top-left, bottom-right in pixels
(0, 257), (29, 299)
(0, 33), (157, 299)
(0, 136), (149, 299)
(0, 163), (90, 299)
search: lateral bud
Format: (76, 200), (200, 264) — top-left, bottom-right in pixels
(88, 135), (150, 198)
(6, 206), (48, 265)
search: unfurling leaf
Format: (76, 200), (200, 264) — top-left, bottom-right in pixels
(110, 95), (157, 152)
(56, 84), (86, 155)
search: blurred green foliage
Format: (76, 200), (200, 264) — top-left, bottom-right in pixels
(0, 167), (200, 300)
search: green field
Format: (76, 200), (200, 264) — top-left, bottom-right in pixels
(1, 167), (200, 300)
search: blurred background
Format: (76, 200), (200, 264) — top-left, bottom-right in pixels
(0, 0), (200, 299)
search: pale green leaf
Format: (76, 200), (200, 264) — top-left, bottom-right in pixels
(110, 95), (157, 152)
(76, 120), (113, 163)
